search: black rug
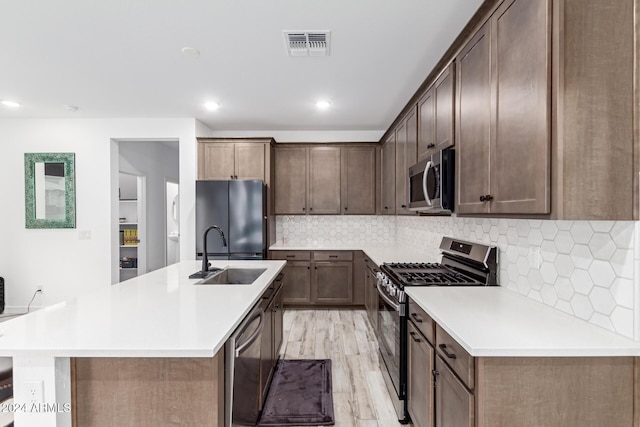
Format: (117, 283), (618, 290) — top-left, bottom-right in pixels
(258, 359), (334, 426)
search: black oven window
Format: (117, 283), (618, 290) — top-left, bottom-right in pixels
(410, 174), (426, 202)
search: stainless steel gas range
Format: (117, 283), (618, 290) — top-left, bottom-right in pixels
(376, 237), (498, 423)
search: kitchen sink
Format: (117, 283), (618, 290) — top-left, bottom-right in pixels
(196, 268), (267, 285)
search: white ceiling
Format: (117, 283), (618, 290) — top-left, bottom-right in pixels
(0, 0), (484, 136)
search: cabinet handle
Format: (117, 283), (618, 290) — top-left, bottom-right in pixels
(286, 255), (296, 258)
(480, 194), (494, 202)
(411, 313), (423, 323)
(439, 344), (457, 359)
(384, 206), (388, 210)
(409, 331), (422, 342)
(314, 266), (318, 270)
(307, 266), (310, 270)
(310, 207), (313, 212)
(344, 207), (348, 211)
(234, 175), (238, 179)
(329, 255), (338, 258)
(401, 204), (407, 208)
(230, 175), (234, 179)
(427, 143), (435, 149)
(302, 207), (306, 211)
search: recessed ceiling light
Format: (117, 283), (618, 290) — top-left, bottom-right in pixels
(181, 47), (200, 58)
(1, 100), (21, 108)
(204, 101), (220, 111)
(316, 100), (331, 110)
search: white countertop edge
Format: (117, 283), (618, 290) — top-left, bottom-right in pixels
(406, 287), (640, 357)
(0, 260), (287, 358)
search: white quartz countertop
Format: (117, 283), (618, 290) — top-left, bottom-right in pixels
(269, 243), (421, 265)
(0, 260), (285, 358)
(405, 286), (640, 357)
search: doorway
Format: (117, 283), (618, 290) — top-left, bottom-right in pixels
(112, 139), (180, 284)
(165, 180), (180, 265)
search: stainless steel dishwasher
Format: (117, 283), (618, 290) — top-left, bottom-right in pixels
(225, 298), (268, 427)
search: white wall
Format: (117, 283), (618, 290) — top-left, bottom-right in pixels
(0, 118), (199, 309)
(119, 141), (179, 273)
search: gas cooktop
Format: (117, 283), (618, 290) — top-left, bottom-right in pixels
(380, 237), (498, 288)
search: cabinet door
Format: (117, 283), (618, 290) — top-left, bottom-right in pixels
(281, 262), (312, 305)
(435, 356), (474, 427)
(456, 23), (491, 214)
(272, 285), (284, 360)
(274, 147), (308, 214)
(435, 64), (454, 151)
(236, 143), (266, 181)
(308, 147), (341, 214)
(314, 262), (353, 304)
(397, 109), (418, 215)
(342, 147), (376, 214)
(417, 87), (436, 162)
(408, 321), (435, 427)
(490, 0), (550, 214)
(198, 143), (236, 180)
(380, 134), (396, 214)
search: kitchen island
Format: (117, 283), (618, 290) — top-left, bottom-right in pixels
(0, 260), (286, 427)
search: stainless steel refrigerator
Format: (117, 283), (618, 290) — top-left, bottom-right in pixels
(195, 180), (267, 260)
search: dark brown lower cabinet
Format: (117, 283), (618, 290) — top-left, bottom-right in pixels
(364, 258), (378, 330)
(314, 261), (353, 304)
(407, 321), (434, 427)
(434, 355), (474, 427)
(271, 251), (357, 306)
(280, 262), (312, 305)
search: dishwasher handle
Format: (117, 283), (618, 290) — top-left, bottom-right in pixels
(235, 311), (265, 358)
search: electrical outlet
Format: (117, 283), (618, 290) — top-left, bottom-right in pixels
(24, 380), (44, 404)
(528, 246), (541, 269)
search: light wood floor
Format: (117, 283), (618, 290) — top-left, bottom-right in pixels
(281, 309), (411, 427)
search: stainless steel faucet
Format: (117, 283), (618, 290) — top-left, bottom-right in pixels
(189, 225), (227, 279)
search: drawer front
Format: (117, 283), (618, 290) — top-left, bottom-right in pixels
(408, 299), (435, 345)
(313, 251), (353, 261)
(436, 324), (474, 389)
(270, 251), (311, 261)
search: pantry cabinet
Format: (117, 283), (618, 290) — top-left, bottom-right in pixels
(456, 0), (551, 215)
(269, 251), (356, 306)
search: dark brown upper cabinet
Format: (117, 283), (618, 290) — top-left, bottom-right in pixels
(457, 0), (551, 215)
(275, 144), (377, 215)
(396, 109), (418, 215)
(418, 64), (455, 162)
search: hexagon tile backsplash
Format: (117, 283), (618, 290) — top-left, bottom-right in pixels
(276, 215), (638, 341)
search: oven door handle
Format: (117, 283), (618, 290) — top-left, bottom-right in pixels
(423, 160), (434, 207)
(377, 285), (400, 312)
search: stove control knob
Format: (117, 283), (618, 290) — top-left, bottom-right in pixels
(389, 287), (396, 296)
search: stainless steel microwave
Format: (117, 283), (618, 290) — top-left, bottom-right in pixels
(408, 148), (455, 213)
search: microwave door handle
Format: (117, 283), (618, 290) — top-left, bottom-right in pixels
(423, 161), (434, 206)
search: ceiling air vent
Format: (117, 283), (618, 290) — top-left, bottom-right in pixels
(283, 31), (331, 57)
